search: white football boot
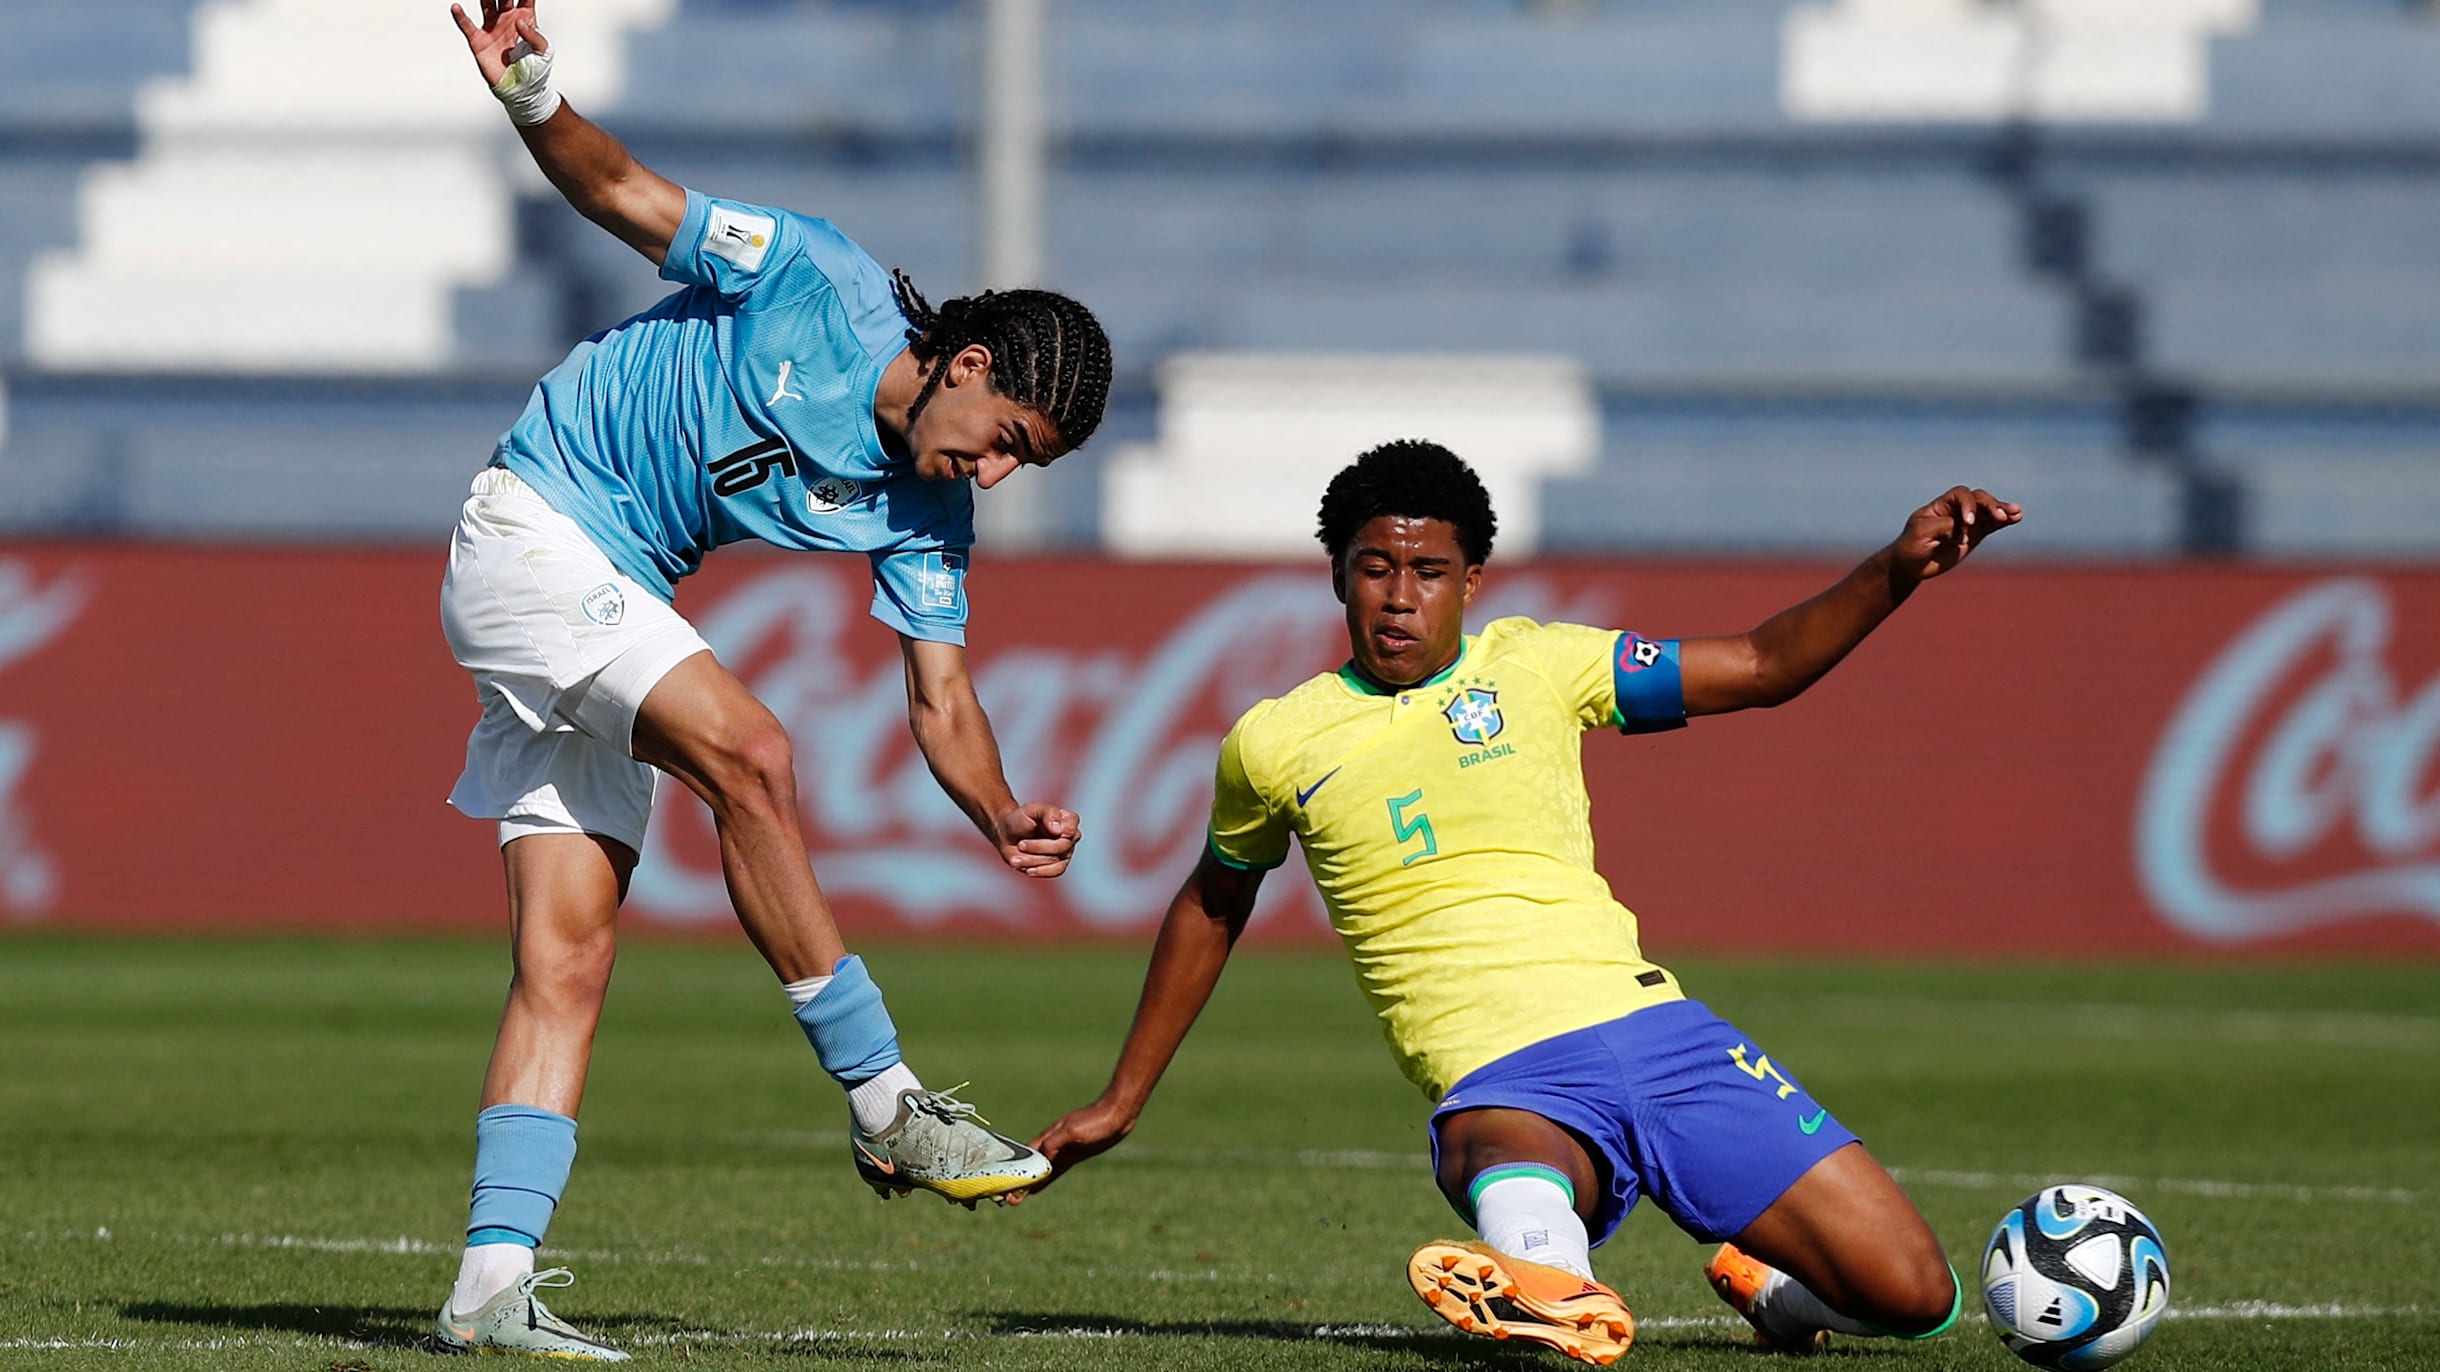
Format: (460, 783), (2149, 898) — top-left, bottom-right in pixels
(429, 1267), (630, 1361)
(850, 1084), (1051, 1207)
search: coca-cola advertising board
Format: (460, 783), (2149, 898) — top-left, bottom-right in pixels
(0, 544), (2433, 954)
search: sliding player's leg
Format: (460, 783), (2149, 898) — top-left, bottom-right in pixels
(433, 830), (634, 1362)
(1406, 1098), (1636, 1364)
(1707, 1142), (1958, 1353)
(1603, 1001), (1956, 1352)
(630, 651), (1048, 1205)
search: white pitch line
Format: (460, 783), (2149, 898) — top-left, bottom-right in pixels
(1097, 1148), (2430, 1207)
(1888, 1168), (2425, 1207)
(1801, 995), (2440, 1050)
(708, 1133), (2427, 1206)
(3, 1303), (2423, 1355)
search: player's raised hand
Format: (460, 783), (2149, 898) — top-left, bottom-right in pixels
(994, 801), (1081, 878)
(1007, 1098), (1134, 1203)
(1893, 486), (2021, 582)
(450, 0), (547, 90)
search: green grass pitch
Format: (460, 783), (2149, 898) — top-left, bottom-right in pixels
(1, 933), (2434, 1370)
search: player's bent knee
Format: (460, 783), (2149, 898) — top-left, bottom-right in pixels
(1866, 1261), (1960, 1338)
(702, 724), (798, 815)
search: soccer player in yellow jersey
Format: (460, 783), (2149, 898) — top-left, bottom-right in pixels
(1022, 440), (2022, 1364)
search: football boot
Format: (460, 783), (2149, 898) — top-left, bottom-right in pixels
(1705, 1242), (1831, 1354)
(850, 1083), (1050, 1206)
(1407, 1239), (1635, 1365)
(427, 1267), (629, 1361)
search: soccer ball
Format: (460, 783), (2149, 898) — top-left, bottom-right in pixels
(1981, 1184), (2170, 1370)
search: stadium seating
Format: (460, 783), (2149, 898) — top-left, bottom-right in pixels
(0, 2), (198, 128)
(2206, 17), (2440, 135)
(2201, 406), (2440, 558)
(1105, 351), (1600, 558)
(1542, 402), (2183, 556)
(0, 0), (2433, 556)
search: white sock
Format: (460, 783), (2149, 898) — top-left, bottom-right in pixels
(781, 974), (832, 1006)
(450, 1241), (533, 1315)
(847, 1061), (923, 1136)
(1473, 1173), (1593, 1279)
(1752, 1263), (1878, 1339)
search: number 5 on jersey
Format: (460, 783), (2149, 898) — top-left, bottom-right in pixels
(1389, 789), (1437, 866)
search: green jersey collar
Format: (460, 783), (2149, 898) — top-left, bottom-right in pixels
(1337, 636), (1473, 697)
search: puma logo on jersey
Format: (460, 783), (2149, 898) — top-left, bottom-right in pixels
(768, 359), (803, 404)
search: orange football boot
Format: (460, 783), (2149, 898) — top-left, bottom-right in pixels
(1704, 1243), (1830, 1354)
(1407, 1239), (1635, 1365)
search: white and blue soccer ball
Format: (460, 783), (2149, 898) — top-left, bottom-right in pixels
(1981, 1184), (2170, 1370)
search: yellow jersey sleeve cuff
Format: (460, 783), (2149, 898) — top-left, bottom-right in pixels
(1207, 831), (1287, 872)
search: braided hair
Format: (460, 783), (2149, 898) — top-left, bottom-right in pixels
(1316, 440), (1499, 567)
(889, 270), (1112, 454)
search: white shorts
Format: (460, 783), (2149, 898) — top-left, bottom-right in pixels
(440, 467), (709, 852)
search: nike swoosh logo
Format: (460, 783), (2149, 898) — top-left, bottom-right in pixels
(854, 1141), (896, 1175)
(1295, 767), (1343, 807)
(1798, 1109), (1828, 1135)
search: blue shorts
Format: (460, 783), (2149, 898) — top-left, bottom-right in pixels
(1429, 1000), (1860, 1247)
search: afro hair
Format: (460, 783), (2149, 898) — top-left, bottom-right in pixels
(1315, 439), (1498, 567)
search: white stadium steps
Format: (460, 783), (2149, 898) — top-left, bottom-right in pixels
(1104, 353), (1599, 560)
(25, 0), (673, 374)
(1783, 0), (2259, 124)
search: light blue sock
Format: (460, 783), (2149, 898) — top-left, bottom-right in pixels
(466, 1104), (578, 1248)
(791, 954), (903, 1086)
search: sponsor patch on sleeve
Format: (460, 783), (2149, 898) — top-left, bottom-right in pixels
(920, 552), (966, 611)
(703, 205), (776, 273)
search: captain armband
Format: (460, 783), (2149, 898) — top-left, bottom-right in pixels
(1612, 632), (1687, 735)
(491, 41), (563, 126)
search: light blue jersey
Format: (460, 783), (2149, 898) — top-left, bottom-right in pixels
(494, 190), (972, 643)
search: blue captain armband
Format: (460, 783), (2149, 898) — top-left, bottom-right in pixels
(1612, 632), (1688, 735)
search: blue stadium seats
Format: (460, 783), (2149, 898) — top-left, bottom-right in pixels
(0, 379), (527, 536)
(2073, 170), (2440, 280)
(3, 0), (2435, 555)
(0, 0), (194, 358)
(0, 4), (196, 125)
(1050, 168), (2017, 285)
(2060, 162), (2440, 387)
(2141, 278), (2440, 389)
(0, 158), (88, 359)
(1542, 403), (2181, 556)
(2202, 405), (2440, 557)
(1214, 281), (2073, 388)
(451, 278), (567, 371)
(2207, 20), (2440, 135)
(1398, 13), (1788, 136)
(612, 10), (967, 135)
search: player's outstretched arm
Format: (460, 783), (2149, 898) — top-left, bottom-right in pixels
(900, 635), (1082, 878)
(1678, 485), (2021, 716)
(1012, 851), (1263, 1201)
(449, 0), (685, 264)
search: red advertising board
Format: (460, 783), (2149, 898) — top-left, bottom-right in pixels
(0, 544), (2433, 954)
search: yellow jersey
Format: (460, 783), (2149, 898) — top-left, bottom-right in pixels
(1208, 617), (1691, 1101)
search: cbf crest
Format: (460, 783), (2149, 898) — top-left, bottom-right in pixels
(1442, 687), (1504, 745)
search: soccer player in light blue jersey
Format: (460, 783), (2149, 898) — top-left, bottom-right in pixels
(429, 1), (1111, 1357)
